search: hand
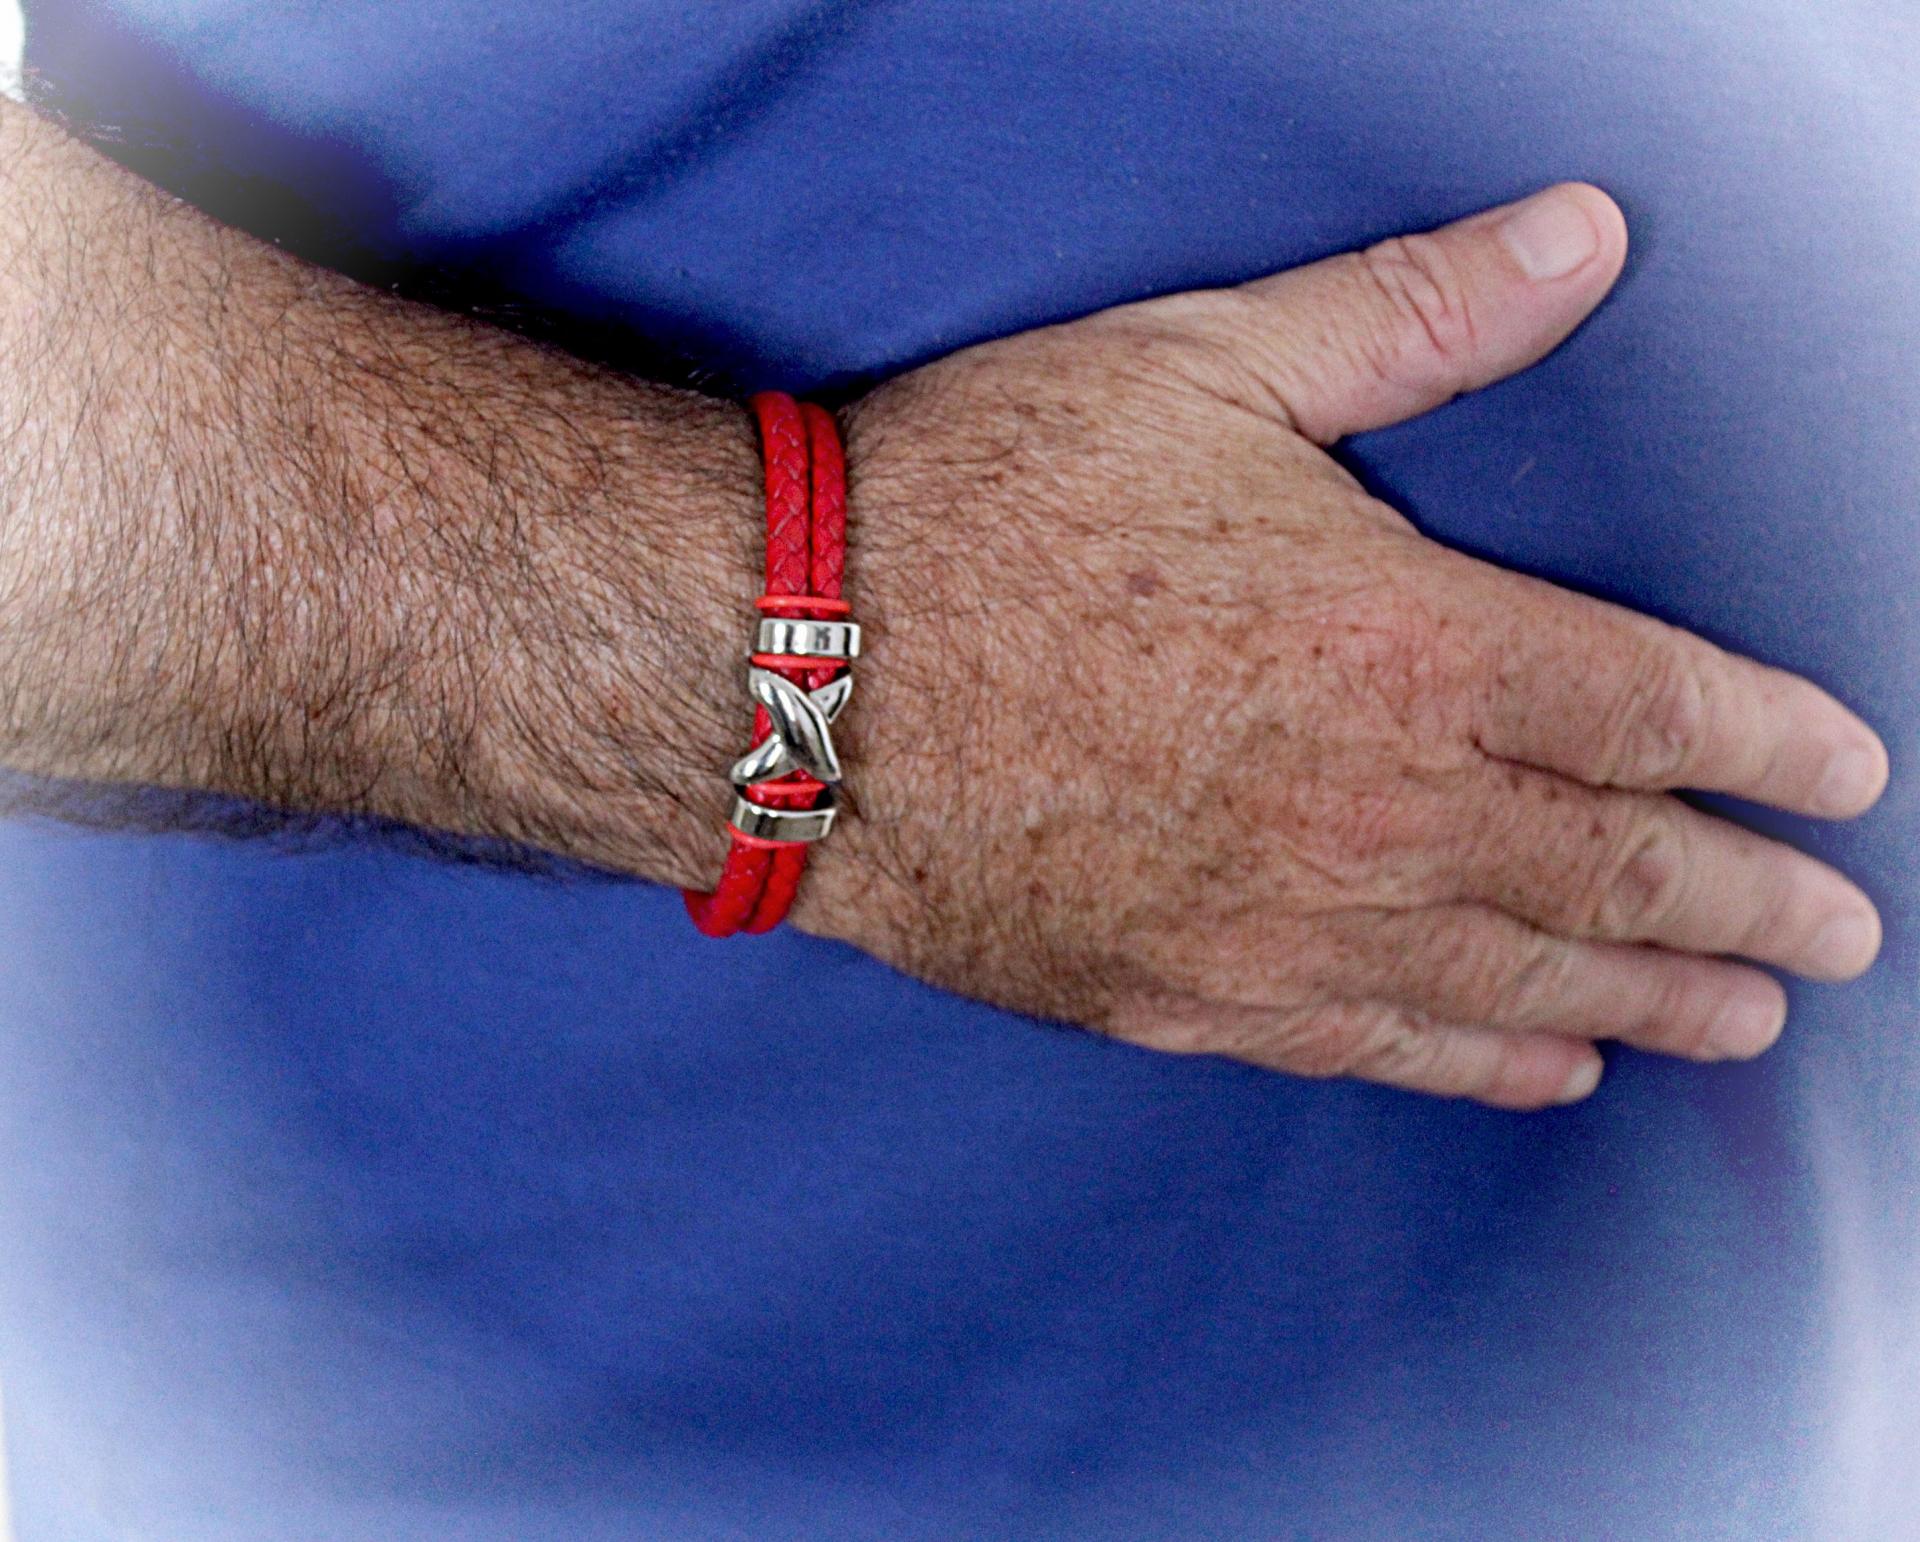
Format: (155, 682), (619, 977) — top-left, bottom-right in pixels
(801, 184), (1890, 1110)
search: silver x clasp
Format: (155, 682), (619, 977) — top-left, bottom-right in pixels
(728, 669), (853, 788)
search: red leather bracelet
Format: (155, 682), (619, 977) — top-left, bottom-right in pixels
(682, 391), (856, 937)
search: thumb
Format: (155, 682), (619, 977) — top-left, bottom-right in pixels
(1222, 182), (1628, 444)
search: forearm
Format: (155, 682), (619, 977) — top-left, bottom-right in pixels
(0, 97), (757, 887)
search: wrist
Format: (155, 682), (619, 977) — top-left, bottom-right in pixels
(775, 385), (950, 950)
(475, 382), (764, 889)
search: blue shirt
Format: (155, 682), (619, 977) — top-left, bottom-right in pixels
(3, 3), (1917, 1537)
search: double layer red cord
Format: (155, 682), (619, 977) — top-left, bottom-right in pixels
(682, 392), (846, 937)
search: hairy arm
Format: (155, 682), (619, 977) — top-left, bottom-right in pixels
(0, 96), (757, 886)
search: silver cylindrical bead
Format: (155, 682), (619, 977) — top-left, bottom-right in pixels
(728, 793), (838, 844)
(755, 617), (862, 661)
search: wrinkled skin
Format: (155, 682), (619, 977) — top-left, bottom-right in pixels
(794, 184), (1888, 1110)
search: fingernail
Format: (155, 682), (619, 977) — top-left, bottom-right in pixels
(1555, 1057), (1603, 1105)
(1500, 189), (1601, 281)
(1815, 744), (1883, 815)
(1808, 911), (1880, 978)
(1708, 990), (1788, 1058)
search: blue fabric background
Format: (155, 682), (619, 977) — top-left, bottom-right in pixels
(2, 2), (1917, 1537)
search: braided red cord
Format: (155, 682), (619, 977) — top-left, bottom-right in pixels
(683, 392), (847, 938)
(743, 402), (845, 932)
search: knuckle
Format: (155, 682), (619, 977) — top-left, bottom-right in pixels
(1270, 1001), (1410, 1081)
(1420, 924), (1520, 1020)
(1644, 969), (1728, 1061)
(1589, 808), (1691, 938)
(1475, 933), (1571, 1027)
(1357, 1012), (1479, 1096)
(1599, 640), (1709, 786)
(1729, 862), (1797, 959)
(1353, 233), (1480, 383)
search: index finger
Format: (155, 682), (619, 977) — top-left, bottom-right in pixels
(1461, 560), (1889, 817)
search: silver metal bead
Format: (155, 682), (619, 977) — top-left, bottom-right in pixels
(728, 793), (838, 844)
(755, 617), (862, 661)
